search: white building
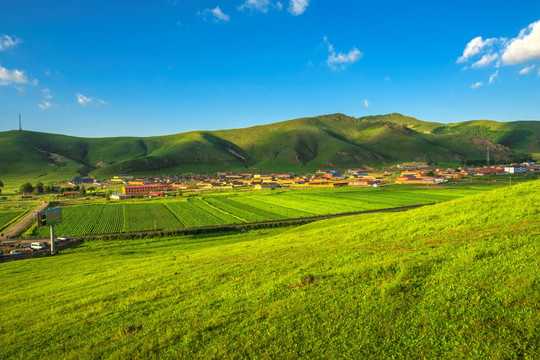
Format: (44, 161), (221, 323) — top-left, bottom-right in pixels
(504, 165), (527, 174)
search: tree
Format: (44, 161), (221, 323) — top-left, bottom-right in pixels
(78, 187), (87, 196)
(106, 190), (111, 201)
(35, 182), (44, 193)
(19, 182), (34, 194)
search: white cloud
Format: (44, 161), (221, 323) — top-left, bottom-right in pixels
(471, 81), (483, 89)
(364, 99), (370, 107)
(97, 99), (108, 106)
(471, 53), (498, 68)
(239, 0), (270, 13)
(288, 0), (309, 16)
(489, 70), (499, 84)
(42, 88), (52, 99)
(0, 65), (28, 85)
(198, 6), (230, 22)
(457, 36), (498, 63)
(324, 37), (363, 71)
(501, 20), (540, 65)
(76, 93), (93, 106)
(38, 101), (54, 110)
(518, 64), (536, 75)
(0, 35), (21, 51)
(458, 20), (540, 69)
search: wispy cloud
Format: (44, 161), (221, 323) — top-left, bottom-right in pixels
(471, 53), (498, 68)
(76, 93), (93, 106)
(364, 99), (370, 107)
(198, 6), (230, 22)
(489, 70), (499, 84)
(0, 35), (21, 51)
(238, 0), (283, 13)
(0, 65), (28, 85)
(288, 0), (309, 16)
(42, 88), (52, 99)
(471, 81), (483, 89)
(324, 37), (363, 71)
(38, 88), (59, 109)
(519, 64), (536, 75)
(38, 101), (55, 110)
(76, 93), (107, 107)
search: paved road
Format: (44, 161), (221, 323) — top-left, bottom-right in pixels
(1, 201), (49, 240)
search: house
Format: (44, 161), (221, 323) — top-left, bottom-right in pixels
(350, 179), (381, 187)
(69, 178), (94, 186)
(110, 193), (131, 200)
(504, 165), (527, 174)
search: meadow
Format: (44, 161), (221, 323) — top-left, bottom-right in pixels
(0, 181), (538, 359)
(28, 182), (508, 237)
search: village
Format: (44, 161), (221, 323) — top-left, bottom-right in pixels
(58, 160), (539, 199)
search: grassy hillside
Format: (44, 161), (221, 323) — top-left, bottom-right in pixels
(0, 114), (537, 186)
(1, 181), (538, 359)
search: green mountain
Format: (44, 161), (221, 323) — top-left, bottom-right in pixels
(0, 113), (537, 181)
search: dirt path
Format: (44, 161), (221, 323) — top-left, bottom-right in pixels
(1, 201), (49, 239)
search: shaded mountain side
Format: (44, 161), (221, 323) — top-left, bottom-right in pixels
(0, 113), (537, 180)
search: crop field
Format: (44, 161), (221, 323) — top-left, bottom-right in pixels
(0, 211), (25, 232)
(1, 182), (538, 359)
(28, 183), (510, 237)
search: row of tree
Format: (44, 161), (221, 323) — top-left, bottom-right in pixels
(18, 182), (93, 196)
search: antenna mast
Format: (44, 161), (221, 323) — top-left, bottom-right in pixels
(19, 114), (22, 131)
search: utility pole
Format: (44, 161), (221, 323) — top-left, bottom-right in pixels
(50, 225), (56, 254)
(19, 114), (22, 131)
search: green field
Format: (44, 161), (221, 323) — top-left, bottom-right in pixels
(1, 181), (538, 359)
(28, 183), (508, 237)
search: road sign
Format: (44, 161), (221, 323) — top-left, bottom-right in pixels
(46, 208), (62, 226)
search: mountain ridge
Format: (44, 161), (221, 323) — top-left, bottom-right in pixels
(0, 113), (537, 181)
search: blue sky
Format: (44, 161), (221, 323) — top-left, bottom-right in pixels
(1, 0), (539, 137)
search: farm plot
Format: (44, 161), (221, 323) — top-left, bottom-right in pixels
(32, 203), (184, 237)
(203, 197), (283, 222)
(165, 199), (239, 228)
(0, 211), (25, 232)
(123, 203), (183, 232)
(33, 205), (105, 237)
(230, 196), (312, 219)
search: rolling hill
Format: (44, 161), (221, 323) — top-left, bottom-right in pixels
(0, 113), (537, 182)
(1, 181), (538, 358)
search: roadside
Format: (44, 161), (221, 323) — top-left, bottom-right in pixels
(1, 201), (49, 240)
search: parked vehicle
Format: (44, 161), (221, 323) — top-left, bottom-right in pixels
(31, 242), (45, 250)
(10, 250), (22, 255)
(57, 237), (68, 241)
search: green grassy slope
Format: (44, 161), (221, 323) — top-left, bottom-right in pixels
(1, 181), (538, 359)
(0, 114), (537, 184)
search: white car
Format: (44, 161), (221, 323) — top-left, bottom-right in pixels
(57, 237), (68, 241)
(10, 250), (22, 255)
(31, 242), (45, 250)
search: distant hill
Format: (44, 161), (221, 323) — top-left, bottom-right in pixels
(0, 113), (538, 181)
